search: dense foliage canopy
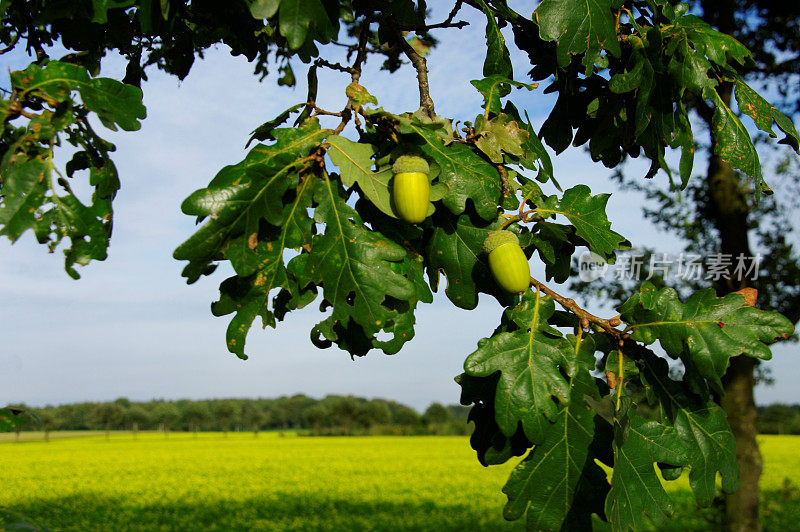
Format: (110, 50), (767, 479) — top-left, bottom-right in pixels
(1, 1), (798, 530)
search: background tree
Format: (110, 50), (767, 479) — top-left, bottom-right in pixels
(758, 404), (800, 435)
(152, 402), (180, 436)
(241, 403), (268, 436)
(212, 400), (240, 436)
(568, 2), (800, 529)
(123, 405), (151, 437)
(1, 2), (797, 531)
(88, 403), (124, 439)
(666, 6), (800, 529)
(422, 403), (450, 435)
(182, 401), (211, 437)
(390, 404), (422, 435)
(359, 400), (392, 434)
(302, 402), (332, 435)
(36, 409), (57, 442)
(329, 396), (361, 436)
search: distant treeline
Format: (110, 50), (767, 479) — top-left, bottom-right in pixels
(758, 404), (800, 434)
(6, 395), (471, 437)
(7, 398), (799, 438)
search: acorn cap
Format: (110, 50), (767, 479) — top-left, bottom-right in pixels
(392, 155), (429, 175)
(483, 230), (519, 254)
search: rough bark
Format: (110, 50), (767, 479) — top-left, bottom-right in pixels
(721, 357), (763, 532)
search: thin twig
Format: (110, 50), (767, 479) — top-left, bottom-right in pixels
(0, 33), (20, 55)
(498, 209), (544, 229)
(444, 0), (465, 26)
(529, 276), (627, 342)
(497, 164), (509, 198)
(350, 19), (371, 84)
(316, 59), (356, 76)
(392, 24), (436, 118)
(7, 101), (37, 119)
(312, 107), (343, 117)
(330, 18), (371, 134)
(398, 0), (467, 30)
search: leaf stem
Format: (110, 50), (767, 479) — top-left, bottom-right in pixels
(574, 326), (584, 355)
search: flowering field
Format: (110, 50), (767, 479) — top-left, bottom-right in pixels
(1, 433), (798, 531)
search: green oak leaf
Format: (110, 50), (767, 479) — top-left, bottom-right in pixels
(674, 101), (695, 188)
(0, 80), (122, 277)
(472, 0), (513, 78)
(372, 248), (433, 354)
(521, 222), (576, 283)
(608, 40), (656, 140)
(667, 39), (716, 93)
(734, 79), (800, 152)
(39, 191), (111, 280)
(704, 86), (767, 196)
(620, 282), (795, 394)
(474, 113), (529, 164)
(639, 353), (738, 506)
(210, 176), (317, 359)
(247, 103), (306, 146)
(0, 159), (49, 241)
(470, 76), (535, 116)
(326, 136), (397, 219)
(79, 77), (146, 131)
(249, 0), (279, 19)
(535, 0), (621, 74)
(174, 119), (328, 281)
(519, 109), (555, 185)
(605, 411), (687, 532)
(10, 62), (145, 132)
(464, 292), (573, 443)
(535, 184), (627, 260)
(278, 0), (336, 49)
(11, 61), (88, 102)
(664, 14), (751, 69)
(90, 0), (135, 23)
(300, 174), (418, 353)
(457, 372), (533, 467)
(503, 335), (610, 531)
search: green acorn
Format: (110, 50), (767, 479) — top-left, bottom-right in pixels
(392, 155), (430, 224)
(484, 230), (531, 293)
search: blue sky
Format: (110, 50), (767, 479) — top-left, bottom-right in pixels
(0, 3), (797, 411)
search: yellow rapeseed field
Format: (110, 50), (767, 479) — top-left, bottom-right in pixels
(0, 433), (798, 531)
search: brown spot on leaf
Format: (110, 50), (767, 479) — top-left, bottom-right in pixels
(733, 287), (758, 307)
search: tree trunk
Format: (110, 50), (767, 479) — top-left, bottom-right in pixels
(721, 357), (762, 532)
(705, 82), (762, 532)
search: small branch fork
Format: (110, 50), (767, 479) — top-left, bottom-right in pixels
(318, 17), (371, 136)
(397, 0), (468, 31)
(530, 276), (627, 343)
